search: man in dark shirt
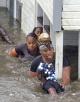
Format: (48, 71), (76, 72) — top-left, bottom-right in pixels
(29, 44), (71, 95)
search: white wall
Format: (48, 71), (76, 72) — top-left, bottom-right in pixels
(62, 0), (80, 30)
(0, 0), (9, 8)
(63, 31), (78, 45)
(37, 0), (53, 24)
(0, 0), (6, 7)
(21, 0), (36, 35)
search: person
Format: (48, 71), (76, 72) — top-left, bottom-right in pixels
(37, 51), (65, 94)
(28, 43), (71, 95)
(31, 27), (43, 39)
(8, 34), (40, 61)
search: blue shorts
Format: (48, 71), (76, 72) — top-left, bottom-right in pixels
(42, 80), (64, 93)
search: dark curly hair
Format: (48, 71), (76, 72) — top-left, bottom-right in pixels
(32, 27), (43, 34)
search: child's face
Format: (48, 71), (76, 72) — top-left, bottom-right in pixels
(26, 36), (37, 51)
(34, 28), (42, 37)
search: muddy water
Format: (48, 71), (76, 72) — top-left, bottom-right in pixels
(0, 8), (80, 102)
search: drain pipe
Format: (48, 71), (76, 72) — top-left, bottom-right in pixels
(14, 0), (17, 19)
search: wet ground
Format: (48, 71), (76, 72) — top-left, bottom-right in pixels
(0, 8), (80, 102)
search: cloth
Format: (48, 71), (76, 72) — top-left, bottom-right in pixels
(42, 80), (64, 93)
(37, 62), (56, 81)
(37, 62), (64, 93)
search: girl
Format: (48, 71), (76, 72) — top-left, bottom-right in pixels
(8, 34), (40, 61)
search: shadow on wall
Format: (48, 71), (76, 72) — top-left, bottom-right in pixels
(63, 45), (78, 81)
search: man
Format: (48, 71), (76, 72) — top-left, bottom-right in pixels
(28, 43), (71, 95)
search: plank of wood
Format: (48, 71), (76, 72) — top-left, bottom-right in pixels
(62, 26), (80, 30)
(63, 0), (80, 5)
(55, 31), (63, 79)
(63, 5), (80, 11)
(62, 12), (80, 19)
(62, 19), (80, 26)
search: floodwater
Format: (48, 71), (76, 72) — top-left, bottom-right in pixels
(0, 8), (80, 102)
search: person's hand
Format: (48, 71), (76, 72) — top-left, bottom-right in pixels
(60, 82), (65, 89)
(26, 70), (38, 78)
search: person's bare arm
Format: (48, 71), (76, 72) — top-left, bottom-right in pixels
(26, 70), (38, 78)
(62, 66), (71, 86)
(8, 48), (17, 57)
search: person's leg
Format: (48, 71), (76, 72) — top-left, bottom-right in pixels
(42, 80), (57, 95)
(51, 81), (64, 93)
(48, 87), (57, 95)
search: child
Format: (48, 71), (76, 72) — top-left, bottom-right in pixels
(31, 27), (43, 39)
(33, 27), (43, 37)
(8, 34), (40, 61)
(37, 62), (64, 94)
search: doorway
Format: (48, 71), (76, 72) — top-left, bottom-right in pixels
(63, 31), (78, 81)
